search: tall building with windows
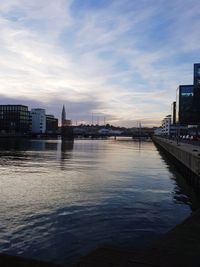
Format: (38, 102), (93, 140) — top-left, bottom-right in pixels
(176, 64), (200, 125)
(161, 115), (171, 135)
(46, 114), (58, 133)
(0, 105), (29, 134)
(176, 85), (194, 125)
(159, 63), (200, 136)
(171, 101), (176, 125)
(193, 63), (200, 124)
(30, 108), (46, 134)
(194, 63), (200, 87)
(176, 63), (200, 125)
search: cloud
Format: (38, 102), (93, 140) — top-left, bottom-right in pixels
(0, 94), (104, 125)
(0, 0), (199, 127)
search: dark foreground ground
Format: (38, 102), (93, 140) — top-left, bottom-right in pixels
(1, 209), (200, 267)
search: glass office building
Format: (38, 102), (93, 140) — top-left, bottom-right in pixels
(174, 64), (200, 126)
(193, 64), (200, 125)
(46, 115), (58, 133)
(171, 101), (176, 125)
(0, 105), (30, 134)
(194, 63), (200, 87)
(176, 85), (196, 125)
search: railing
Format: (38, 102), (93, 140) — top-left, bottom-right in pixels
(155, 135), (200, 146)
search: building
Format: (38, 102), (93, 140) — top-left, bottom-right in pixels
(176, 64), (200, 126)
(157, 63), (200, 137)
(30, 108), (46, 134)
(176, 85), (194, 125)
(162, 115), (171, 135)
(193, 63), (200, 87)
(154, 127), (162, 136)
(0, 105), (29, 134)
(193, 63), (200, 125)
(162, 114), (187, 137)
(63, 119), (72, 126)
(98, 128), (110, 135)
(61, 105), (72, 126)
(46, 115), (58, 133)
(62, 105), (66, 126)
(171, 101), (176, 125)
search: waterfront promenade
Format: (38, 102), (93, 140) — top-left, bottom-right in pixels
(152, 136), (200, 181)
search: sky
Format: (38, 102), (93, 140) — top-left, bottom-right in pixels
(0, 0), (200, 127)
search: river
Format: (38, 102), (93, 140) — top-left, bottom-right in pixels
(0, 138), (199, 265)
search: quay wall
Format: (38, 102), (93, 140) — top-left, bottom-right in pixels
(152, 136), (200, 180)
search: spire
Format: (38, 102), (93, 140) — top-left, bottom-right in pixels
(62, 105), (66, 126)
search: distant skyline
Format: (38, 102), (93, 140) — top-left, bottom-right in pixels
(0, 0), (200, 126)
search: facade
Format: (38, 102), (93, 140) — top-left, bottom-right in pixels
(161, 115), (183, 136)
(193, 63), (200, 87)
(176, 85), (195, 125)
(154, 127), (162, 136)
(156, 64), (200, 136)
(193, 64), (200, 125)
(176, 64), (200, 126)
(30, 108), (46, 134)
(171, 101), (176, 125)
(0, 105), (29, 134)
(46, 115), (58, 133)
(161, 115), (171, 135)
(64, 119), (72, 126)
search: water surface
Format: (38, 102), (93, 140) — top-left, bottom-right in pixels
(0, 138), (199, 265)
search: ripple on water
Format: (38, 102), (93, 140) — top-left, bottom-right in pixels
(0, 139), (198, 265)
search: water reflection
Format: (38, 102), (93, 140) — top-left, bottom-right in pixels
(0, 139), (200, 265)
(155, 144), (200, 211)
(60, 140), (74, 170)
(61, 140), (74, 153)
(0, 139), (29, 161)
(0, 138), (30, 151)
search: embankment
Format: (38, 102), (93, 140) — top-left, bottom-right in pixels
(152, 136), (200, 190)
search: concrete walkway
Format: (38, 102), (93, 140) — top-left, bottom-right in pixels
(152, 137), (200, 179)
(155, 137), (200, 157)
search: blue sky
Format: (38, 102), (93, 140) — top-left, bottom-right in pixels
(0, 0), (200, 126)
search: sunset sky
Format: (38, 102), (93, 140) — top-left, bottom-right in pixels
(0, 0), (200, 126)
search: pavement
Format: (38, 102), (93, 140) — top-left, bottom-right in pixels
(156, 137), (200, 157)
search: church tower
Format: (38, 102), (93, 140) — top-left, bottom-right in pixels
(61, 104), (73, 139)
(62, 105), (66, 127)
